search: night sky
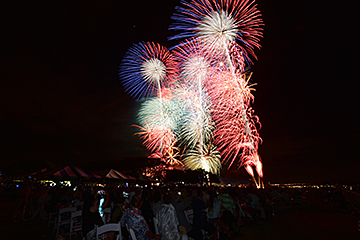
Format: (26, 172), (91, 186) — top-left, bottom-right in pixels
(1, 0), (359, 183)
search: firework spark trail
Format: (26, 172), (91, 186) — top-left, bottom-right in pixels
(178, 91), (214, 150)
(161, 140), (183, 166)
(255, 155), (263, 178)
(173, 40), (213, 147)
(169, 0), (264, 171)
(133, 123), (175, 155)
(136, 97), (184, 160)
(245, 164), (260, 188)
(120, 42), (179, 161)
(245, 154), (262, 188)
(220, 48), (262, 169)
(172, 40), (218, 172)
(207, 67), (261, 169)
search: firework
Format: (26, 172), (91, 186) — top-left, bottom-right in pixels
(134, 123), (175, 156)
(173, 40), (214, 141)
(244, 164), (254, 177)
(118, 0), (265, 179)
(172, 39), (213, 80)
(255, 158), (263, 178)
(179, 98), (214, 149)
(161, 140), (184, 166)
(135, 96), (185, 161)
(169, 0), (264, 64)
(168, 0), (263, 171)
(206, 69), (261, 168)
(244, 153), (262, 188)
(137, 97), (182, 133)
(183, 144), (221, 175)
(245, 164), (261, 188)
(119, 42), (175, 99)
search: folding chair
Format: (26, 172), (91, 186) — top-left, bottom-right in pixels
(55, 206), (77, 238)
(129, 228), (137, 240)
(70, 210), (82, 239)
(47, 211), (57, 227)
(102, 207), (112, 224)
(153, 217), (159, 234)
(184, 209), (194, 225)
(73, 200), (84, 211)
(96, 223), (122, 240)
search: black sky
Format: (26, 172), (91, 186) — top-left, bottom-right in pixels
(1, 0), (359, 183)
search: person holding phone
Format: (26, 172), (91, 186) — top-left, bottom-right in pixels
(82, 193), (115, 240)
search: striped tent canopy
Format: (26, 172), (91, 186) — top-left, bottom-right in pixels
(53, 165), (101, 178)
(106, 169), (136, 180)
(94, 169), (137, 180)
(13, 167), (54, 179)
(30, 167), (52, 176)
(138, 174), (157, 182)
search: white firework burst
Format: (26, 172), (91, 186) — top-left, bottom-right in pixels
(138, 97), (182, 133)
(197, 10), (237, 49)
(177, 86), (214, 149)
(182, 55), (210, 81)
(141, 58), (166, 84)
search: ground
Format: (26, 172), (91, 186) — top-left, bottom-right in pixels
(236, 206), (359, 240)
(0, 194), (359, 240)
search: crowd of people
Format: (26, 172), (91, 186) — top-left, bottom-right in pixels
(0, 179), (352, 240)
(68, 184), (277, 240)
